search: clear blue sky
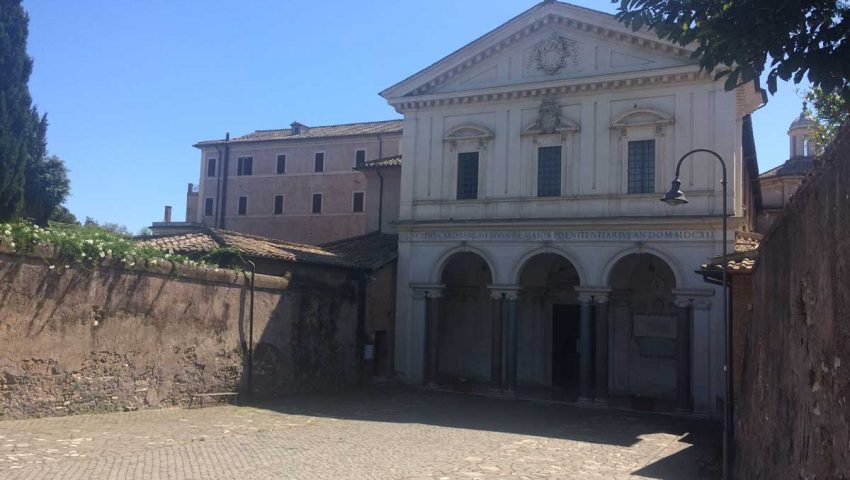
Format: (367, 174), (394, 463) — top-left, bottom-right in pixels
(24, 0), (807, 232)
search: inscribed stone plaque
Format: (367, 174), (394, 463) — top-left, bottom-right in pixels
(633, 315), (677, 339)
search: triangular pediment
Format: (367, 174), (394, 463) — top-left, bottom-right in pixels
(381, 2), (698, 100)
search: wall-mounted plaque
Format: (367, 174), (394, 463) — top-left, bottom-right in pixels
(633, 315), (677, 339)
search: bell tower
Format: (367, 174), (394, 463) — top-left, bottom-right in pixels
(788, 103), (817, 158)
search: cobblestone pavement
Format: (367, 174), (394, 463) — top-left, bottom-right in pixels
(0, 388), (720, 479)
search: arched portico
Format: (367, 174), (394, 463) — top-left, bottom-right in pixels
(424, 251), (494, 386)
(606, 252), (693, 412)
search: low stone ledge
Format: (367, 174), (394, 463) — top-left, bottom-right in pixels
(0, 248), (291, 291)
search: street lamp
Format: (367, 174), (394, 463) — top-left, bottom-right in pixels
(661, 148), (732, 480)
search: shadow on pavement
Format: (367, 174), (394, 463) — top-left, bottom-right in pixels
(247, 385), (721, 479)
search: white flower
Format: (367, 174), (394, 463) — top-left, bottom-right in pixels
(150, 259), (157, 265)
(85, 239), (94, 245)
(81, 252), (86, 258)
(65, 265), (70, 269)
(99, 252), (106, 258)
(49, 265), (55, 270)
(9, 242), (15, 249)
(3, 229), (9, 236)
(93, 320), (99, 327)
(107, 249), (112, 255)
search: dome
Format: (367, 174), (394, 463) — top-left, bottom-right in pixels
(789, 104), (815, 131)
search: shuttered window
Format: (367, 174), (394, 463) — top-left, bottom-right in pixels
(312, 193), (322, 214)
(274, 195), (284, 215)
(276, 155), (286, 174)
(237, 157), (253, 176)
(237, 196), (248, 215)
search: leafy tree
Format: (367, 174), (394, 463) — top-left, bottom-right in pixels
(805, 87), (849, 149)
(22, 154), (70, 225)
(49, 205), (78, 225)
(614, 0), (850, 101)
(0, 0), (36, 219)
(84, 217), (131, 236)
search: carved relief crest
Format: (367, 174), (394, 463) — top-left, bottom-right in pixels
(538, 98), (562, 134)
(528, 33), (579, 75)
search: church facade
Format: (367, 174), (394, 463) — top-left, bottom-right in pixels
(381, 1), (764, 418)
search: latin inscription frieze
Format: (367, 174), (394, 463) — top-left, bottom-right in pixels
(409, 230), (715, 242)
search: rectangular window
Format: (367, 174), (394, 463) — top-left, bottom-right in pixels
(276, 155), (286, 174)
(314, 152), (324, 172)
(204, 197), (214, 216)
(274, 195), (284, 215)
(237, 196), (248, 216)
(627, 140), (656, 194)
(352, 191), (365, 212)
(537, 146), (562, 197)
(206, 158), (217, 177)
(237, 156), (253, 176)
(355, 149), (366, 167)
(311, 193), (322, 214)
(456, 152), (479, 200)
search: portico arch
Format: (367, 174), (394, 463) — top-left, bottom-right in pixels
(434, 251), (494, 384)
(432, 245), (498, 284)
(601, 245), (685, 288)
(606, 251), (687, 406)
(511, 246), (588, 286)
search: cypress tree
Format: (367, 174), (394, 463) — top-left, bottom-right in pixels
(0, 0), (35, 220)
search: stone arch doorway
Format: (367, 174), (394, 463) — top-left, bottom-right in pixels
(607, 253), (688, 410)
(516, 253), (582, 391)
(434, 252), (494, 385)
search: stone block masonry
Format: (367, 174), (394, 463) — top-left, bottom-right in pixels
(734, 123), (850, 479)
(0, 252), (358, 420)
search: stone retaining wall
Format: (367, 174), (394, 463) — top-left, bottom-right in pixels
(734, 123), (850, 479)
(0, 252), (358, 419)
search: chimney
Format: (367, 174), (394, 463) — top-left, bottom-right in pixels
(290, 121), (309, 136)
(164, 206), (172, 223)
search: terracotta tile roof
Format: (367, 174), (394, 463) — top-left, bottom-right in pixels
(321, 231), (399, 270)
(699, 231), (762, 276)
(138, 229), (351, 268)
(760, 156), (815, 179)
(195, 120), (403, 147)
(355, 154), (402, 170)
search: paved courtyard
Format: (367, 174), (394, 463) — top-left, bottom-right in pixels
(0, 388), (720, 479)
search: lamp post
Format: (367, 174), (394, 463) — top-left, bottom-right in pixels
(660, 148), (732, 479)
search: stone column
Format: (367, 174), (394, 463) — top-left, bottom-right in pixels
(674, 297), (693, 413)
(594, 291), (611, 404)
(578, 292), (593, 403)
(505, 291), (519, 393)
(691, 298), (713, 416)
(409, 288), (428, 385)
(489, 291), (504, 389)
(424, 288), (444, 388)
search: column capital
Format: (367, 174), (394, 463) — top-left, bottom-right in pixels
(672, 288), (714, 309)
(488, 284), (520, 301)
(410, 283), (444, 299)
(575, 286), (612, 304)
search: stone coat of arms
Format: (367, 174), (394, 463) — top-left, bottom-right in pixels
(538, 98), (562, 134)
(529, 33), (579, 75)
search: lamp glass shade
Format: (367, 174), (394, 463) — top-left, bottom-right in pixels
(660, 178), (688, 206)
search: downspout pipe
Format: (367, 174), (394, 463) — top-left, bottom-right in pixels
(376, 167), (384, 233)
(213, 145), (223, 228)
(219, 133), (231, 229)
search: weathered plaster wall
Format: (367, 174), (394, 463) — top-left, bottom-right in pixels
(0, 253), (358, 420)
(735, 125), (850, 479)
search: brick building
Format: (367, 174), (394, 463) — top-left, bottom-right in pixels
(152, 120), (402, 245)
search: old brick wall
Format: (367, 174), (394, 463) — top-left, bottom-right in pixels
(735, 124), (850, 479)
(0, 252), (358, 420)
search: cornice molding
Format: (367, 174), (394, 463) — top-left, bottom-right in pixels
(389, 67), (712, 112)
